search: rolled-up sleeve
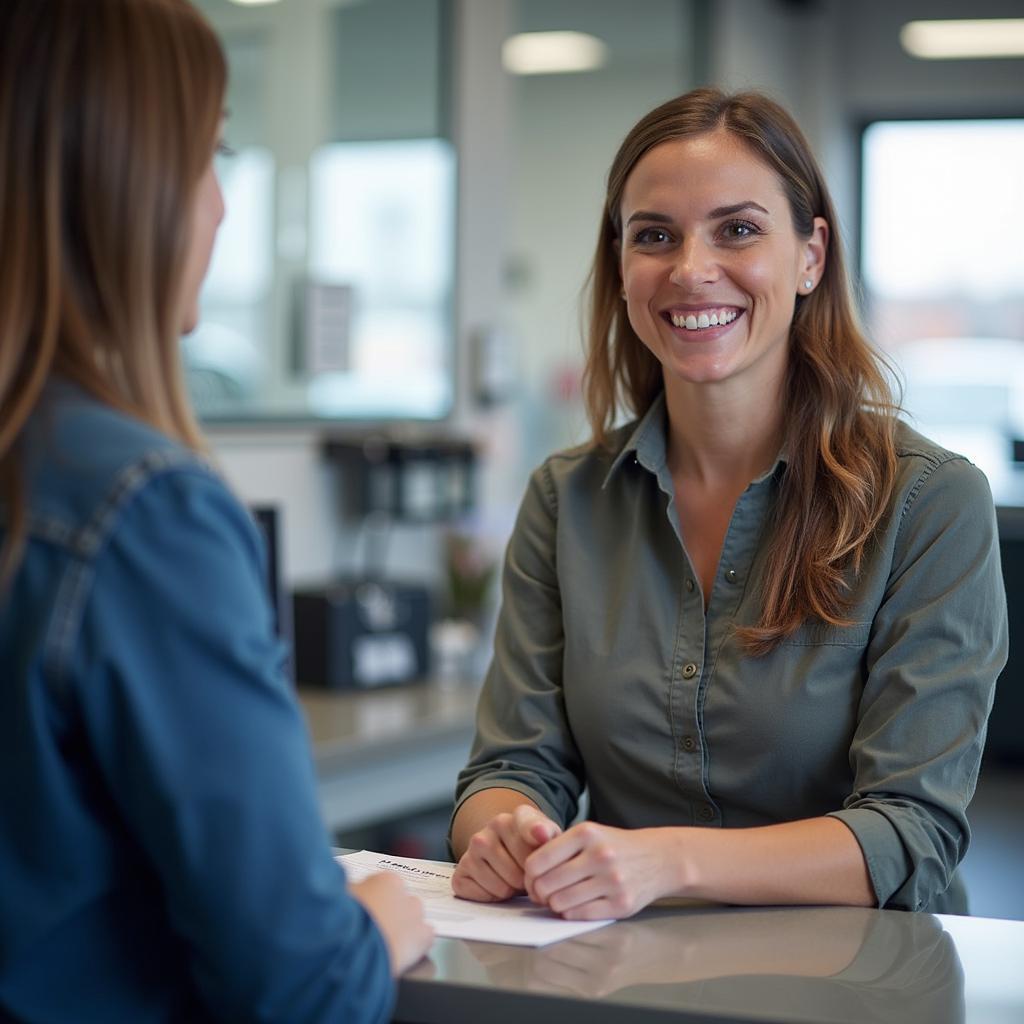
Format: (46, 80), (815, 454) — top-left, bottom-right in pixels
(452, 462), (585, 830)
(828, 456), (1007, 910)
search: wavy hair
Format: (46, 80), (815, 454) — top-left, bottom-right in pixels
(0, 0), (225, 586)
(582, 89), (900, 654)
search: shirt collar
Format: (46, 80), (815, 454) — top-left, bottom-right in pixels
(602, 390), (789, 490)
(602, 392), (670, 489)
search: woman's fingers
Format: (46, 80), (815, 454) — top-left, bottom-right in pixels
(453, 807), (562, 903)
(513, 804), (561, 847)
(525, 823), (656, 919)
(471, 829), (526, 891)
(523, 825), (588, 900)
(451, 866), (512, 903)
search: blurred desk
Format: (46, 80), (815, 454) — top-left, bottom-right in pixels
(396, 905), (1024, 1024)
(298, 684), (478, 833)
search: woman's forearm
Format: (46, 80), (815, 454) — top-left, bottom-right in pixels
(664, 815), (875, 907)
(450, 788), (542, 860)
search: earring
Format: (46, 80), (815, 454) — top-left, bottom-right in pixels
(803, 278), (814, 291)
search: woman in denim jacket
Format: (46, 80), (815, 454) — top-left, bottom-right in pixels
(0, 2), (430, 1020)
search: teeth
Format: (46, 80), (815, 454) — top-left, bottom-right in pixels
(669, 309), (738, 331)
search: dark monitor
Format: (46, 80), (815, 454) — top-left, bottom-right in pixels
(250, 504), (294, 683)
(989, 507), (1024, 765)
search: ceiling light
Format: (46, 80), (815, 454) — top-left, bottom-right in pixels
(900, 19), (1024, 59)
(227, 0), (282, 7)
(502, 31), (608, 75)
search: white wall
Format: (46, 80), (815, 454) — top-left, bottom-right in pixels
(502, 4), (696, 483)
(208, 429), (336, 585)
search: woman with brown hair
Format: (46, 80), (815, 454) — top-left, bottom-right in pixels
(0, 1), (430, 1020)
(451, 89), (1007, 919)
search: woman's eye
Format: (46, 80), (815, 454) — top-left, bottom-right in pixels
(216, 140), (236, 158)
(721, 220), (759, 240)
(634, 227), (671, 245)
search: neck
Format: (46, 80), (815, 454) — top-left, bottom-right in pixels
(663, 370), (786, 491)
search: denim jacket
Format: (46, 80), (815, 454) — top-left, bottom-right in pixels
(0, 380), (391, 1023)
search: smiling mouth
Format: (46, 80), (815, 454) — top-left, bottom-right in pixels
(663, 307), (741, 332)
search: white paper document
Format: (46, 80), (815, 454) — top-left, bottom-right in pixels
(337, 850), (614, 947)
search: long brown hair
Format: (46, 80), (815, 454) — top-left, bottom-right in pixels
(0, 0), (226, 586)
(582, 88), (900, 654)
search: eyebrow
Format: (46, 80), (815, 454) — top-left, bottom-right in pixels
(625, 201), (770, 227)
(709, 201), (769, 218)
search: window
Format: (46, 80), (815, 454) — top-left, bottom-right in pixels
(861, 118), (1024, 489)
(186, 0), (453, 422)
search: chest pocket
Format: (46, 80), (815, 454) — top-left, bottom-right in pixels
(779, 621), (872, 648)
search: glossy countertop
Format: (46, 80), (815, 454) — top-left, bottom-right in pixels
(297, 686), (1023, 1021)
(395, 903), (1024, 1024)
(297, 682), (479, 832)
(299, 682), (479, 767)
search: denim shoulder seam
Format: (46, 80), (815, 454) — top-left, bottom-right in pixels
(42, 448), (212, 701)
(73, 448), (210, 560)
(23, 513), (78, 548)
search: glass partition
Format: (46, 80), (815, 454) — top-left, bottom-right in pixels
(187, 0), (454, 422)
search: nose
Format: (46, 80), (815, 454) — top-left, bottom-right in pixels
(669, 234), (718, 289)
(215, 176), (226, 226)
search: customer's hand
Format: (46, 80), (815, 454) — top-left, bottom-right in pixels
(452, 804), (561, 902)
(524, 823), (669, 919)
(350, 872), (434, 974)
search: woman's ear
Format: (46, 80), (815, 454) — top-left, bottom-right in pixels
(799, 216), (829, 292)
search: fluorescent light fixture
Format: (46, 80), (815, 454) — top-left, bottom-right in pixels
(900, 19), (1024, 59)
(227, 0), (282, 7)
(502, 31), (608, 75)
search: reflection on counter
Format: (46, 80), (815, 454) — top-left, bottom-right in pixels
(405, 906), (969, 1024)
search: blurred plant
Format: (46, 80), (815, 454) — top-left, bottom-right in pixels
(443, 530), (497, 622)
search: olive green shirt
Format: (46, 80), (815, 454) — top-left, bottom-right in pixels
(454, 395), (1007, 913)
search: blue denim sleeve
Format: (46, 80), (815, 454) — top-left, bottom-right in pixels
(75, 466), (393, 1023)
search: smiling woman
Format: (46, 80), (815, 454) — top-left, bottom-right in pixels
(449, 88), (1007, 925)
(618, 133), (826, 393)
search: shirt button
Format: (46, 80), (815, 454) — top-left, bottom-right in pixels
(685, 578), (695, 593)
(681, 662), (698, 679)
(725, 568), (738, 584)
(698, 805), (715, 822)
(681, 735), (697, 752)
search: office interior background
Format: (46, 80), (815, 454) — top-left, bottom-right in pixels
(184, 0), (1023, 919)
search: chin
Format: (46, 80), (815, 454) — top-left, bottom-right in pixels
(179, 309), (200, 336)
(663, 354), (736, 385)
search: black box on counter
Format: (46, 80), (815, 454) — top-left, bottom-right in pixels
(292, 580), (431, 689)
